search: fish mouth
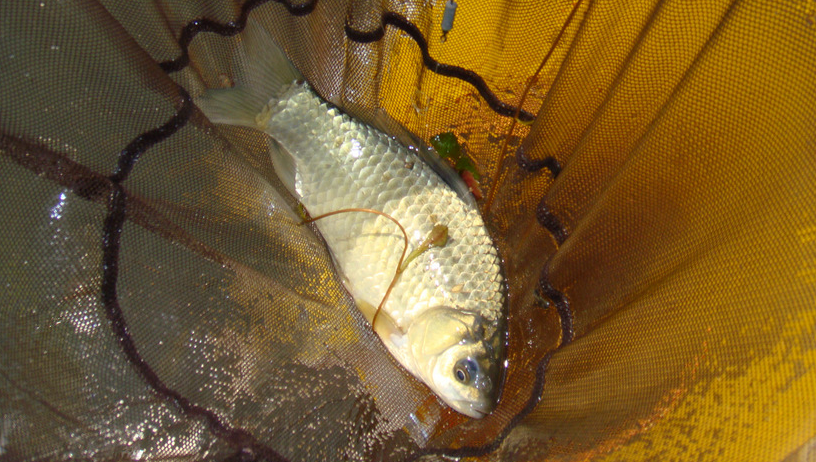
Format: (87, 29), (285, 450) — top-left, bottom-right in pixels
(457, 401), (492, 419)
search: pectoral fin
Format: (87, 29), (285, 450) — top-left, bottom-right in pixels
(355, 299), (405, 342)
(268, 137), (298, 198)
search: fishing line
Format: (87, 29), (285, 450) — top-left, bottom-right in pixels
(301, 207), (409, 330)
(483, 0), (586, 214)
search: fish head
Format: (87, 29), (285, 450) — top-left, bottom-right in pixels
(407, 307), (505, 418)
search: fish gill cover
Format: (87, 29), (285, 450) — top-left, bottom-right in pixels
(1, 1), (816, 461)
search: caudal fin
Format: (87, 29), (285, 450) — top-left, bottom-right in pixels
(195, 20), (303, 130)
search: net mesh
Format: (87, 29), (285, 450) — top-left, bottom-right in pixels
(1, 0), (815, 461)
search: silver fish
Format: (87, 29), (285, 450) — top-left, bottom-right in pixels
(196, 22), (505, 418)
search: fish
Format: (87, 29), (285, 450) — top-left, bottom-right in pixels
(195, 21), (506, 418)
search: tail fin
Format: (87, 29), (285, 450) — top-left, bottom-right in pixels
(195, 20), (303, 129)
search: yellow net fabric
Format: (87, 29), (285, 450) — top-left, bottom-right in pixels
(1, 0), (814, 460)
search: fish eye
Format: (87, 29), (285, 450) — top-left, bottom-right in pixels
(454, 358), (478, 384)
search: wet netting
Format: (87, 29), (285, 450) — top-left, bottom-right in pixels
(2, 0), (815, 460)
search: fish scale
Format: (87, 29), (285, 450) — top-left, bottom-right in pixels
(266, 83), (503, 327)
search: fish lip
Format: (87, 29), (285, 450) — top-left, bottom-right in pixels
(459, 402), (491, 419)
